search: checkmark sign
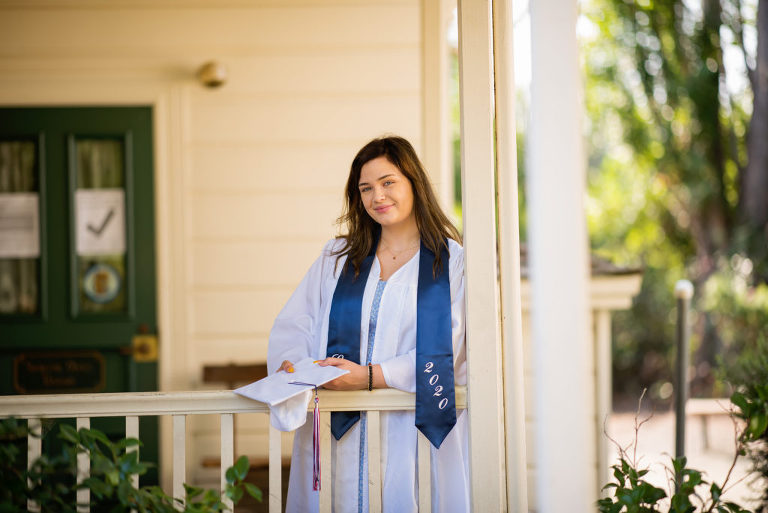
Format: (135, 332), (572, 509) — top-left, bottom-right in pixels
(87, 209), (115, 237)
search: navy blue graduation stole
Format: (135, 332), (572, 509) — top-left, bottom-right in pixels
(326, 239), (457, 449)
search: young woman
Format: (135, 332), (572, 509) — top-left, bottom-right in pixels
(267, 135), (469, 513)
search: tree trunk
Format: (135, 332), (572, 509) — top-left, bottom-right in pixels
(743, 0), (768, 226)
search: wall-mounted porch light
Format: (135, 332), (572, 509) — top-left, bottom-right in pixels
(196, 61), (228, 88)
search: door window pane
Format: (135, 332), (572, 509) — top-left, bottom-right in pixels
(0, 140), (40, 315)
(73, 139), (127, 314)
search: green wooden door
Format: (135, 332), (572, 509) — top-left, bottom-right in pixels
(0, 107), (158, 484)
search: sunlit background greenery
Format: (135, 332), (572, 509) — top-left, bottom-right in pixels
(449, 0), (768, 410)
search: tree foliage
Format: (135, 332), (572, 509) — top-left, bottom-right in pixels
(582, 0), (768, 401)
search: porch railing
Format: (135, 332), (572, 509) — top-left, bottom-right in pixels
(0, 386), (467, 512)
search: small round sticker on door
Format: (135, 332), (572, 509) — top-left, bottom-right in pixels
(83, 263), (121, 304)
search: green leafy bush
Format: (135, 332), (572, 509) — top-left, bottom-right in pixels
(726, 372), (768, 511)
(598, 390), (766, 513)
(712, 277), (768, 511)
(0, 418), (261, 513)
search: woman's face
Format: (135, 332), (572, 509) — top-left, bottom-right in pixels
(358, 156), (416, 230)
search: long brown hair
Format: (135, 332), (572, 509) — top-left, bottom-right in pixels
(334, 135), (461, 277)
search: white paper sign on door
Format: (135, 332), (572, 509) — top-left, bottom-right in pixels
(0, 193), (40, 258)
(75, 189), (126, 256)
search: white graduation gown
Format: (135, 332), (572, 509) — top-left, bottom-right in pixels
(267, 238), (470, 513)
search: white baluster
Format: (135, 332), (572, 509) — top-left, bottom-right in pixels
(125, 416), (139, 488)
(367, 411), (382, 513)
(125, 416), (139, 513)
(418, 431), (432, 512)
(269, 421), (281, 513)
(27, 418), (41, 513)
(220, 413), (234, 511)
(319, 411), (331, 513)
(173, 415), (186, 510)
(76, 417), (91, 513)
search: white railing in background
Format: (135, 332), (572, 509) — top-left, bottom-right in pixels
(0, 387), (467, 513)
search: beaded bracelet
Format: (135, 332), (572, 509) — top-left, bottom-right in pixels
(367, 363), (373, 391)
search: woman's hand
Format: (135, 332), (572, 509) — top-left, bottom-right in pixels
(317, 357), (366, 390)
(317, 357), (386, 390)
(277, 360), (295, 373)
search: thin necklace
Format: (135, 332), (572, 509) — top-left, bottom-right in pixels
(380, 240), (420, 260)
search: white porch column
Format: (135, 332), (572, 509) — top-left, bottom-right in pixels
(457, 0), (507, 510)
(595, 309), (613, 494)
(528, 0), (596, 512)
(493, 0), (529, 511)
(421, 0), (454, 212)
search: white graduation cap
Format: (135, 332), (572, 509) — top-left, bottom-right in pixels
(234, 357), (349, 431)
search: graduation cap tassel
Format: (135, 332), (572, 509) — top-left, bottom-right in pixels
(312, 387), (321, 491)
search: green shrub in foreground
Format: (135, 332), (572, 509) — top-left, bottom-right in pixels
(0, 418), (262, 513)
(598, 387), (768, 513)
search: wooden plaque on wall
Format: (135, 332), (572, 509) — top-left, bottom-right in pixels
(13, 351), (105, 394)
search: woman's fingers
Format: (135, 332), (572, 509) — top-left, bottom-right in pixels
(312, 358), (368, 389)
(320, 360), (367, 390)
(278, 357), (345, 374)
(316, 357), (347, 367)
